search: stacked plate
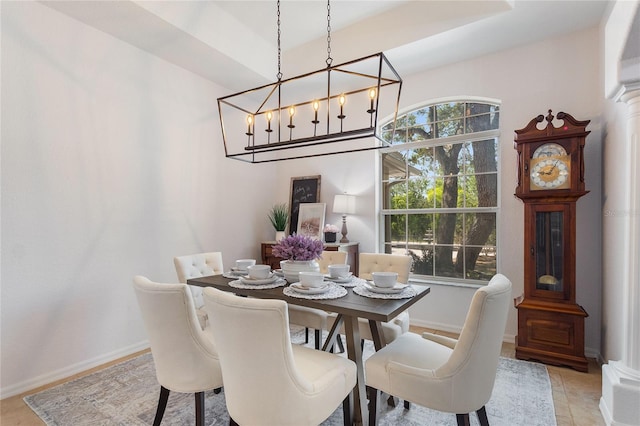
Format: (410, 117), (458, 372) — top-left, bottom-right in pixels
(228, 267), (249, 277)
(289, 282), (331, 295)
(324, 273), (353, 284)
(363, 281), (408, 294)
(240, 273), (278, 285)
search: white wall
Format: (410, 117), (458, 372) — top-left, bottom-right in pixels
(0, 2), (276, 397)
(276, 27), (604, 355)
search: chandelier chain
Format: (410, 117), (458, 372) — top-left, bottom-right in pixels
(277, 0), (282, 80)
(326, 0), (332, 67)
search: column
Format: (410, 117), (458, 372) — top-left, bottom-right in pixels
(600, 87), (640, 426)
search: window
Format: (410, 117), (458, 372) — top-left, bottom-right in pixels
(379, 100), (500, 283)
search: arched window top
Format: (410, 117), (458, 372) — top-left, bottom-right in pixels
(382, 100), (500, 145)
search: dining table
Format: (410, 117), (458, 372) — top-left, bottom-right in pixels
(187, 273), (431, 426)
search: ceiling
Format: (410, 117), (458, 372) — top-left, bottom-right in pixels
(41, 1), (610, 92)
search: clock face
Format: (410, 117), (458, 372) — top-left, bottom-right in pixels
(532, 143), (567, 158)
(530, 155), (571, 190)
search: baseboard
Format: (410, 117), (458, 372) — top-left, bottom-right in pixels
(0, 340), (149, 399)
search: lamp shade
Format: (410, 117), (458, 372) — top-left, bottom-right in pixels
(333, 194), (356, 215)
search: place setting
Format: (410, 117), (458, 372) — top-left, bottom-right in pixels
(353, 272), (417, 299)
(223, 258), (257, 279)
(228, 264), (286, 290)
(322, 264), (366, 288)
(283, 272), (348, 300)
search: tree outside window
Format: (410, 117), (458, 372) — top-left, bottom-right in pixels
(380, 100), (500, 283)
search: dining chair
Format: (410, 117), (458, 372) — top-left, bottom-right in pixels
(202, 287), (357, 426)
(132, 276), (223, 426)
(289, 250), (348, 349)
(174, 252), (224, 329)
(365, 273), (513, 426)
(327, 253), (413, 345)
(317, 250), (348, 273)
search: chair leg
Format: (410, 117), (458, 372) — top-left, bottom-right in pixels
(337, 334), (345, 353)
(404, 400), (410, 409)
(367, 386), (379, 426)
(153, 386), (170, 426)
(476, 406), (489, 426)
(229, 417), (239, 426)
(214, 387), (222, 394)
(342, 391), (353, 426)
(315, 329), (321, 349)
(195, 391), (205, 426)
(305, 327), (310, 343)
(456, 413), (471, 426)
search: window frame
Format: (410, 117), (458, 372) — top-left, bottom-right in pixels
(377, 98), (501, 286)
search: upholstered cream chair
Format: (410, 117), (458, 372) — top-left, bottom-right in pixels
(174, 252), (224, 329)
(289, 250), (348, 349)
(132, 276), (223, 426)
(317, 250), (348, 273)
(203, 287), (357, 426)
(328, 253), (413, 345)
(365, 274), (513, 426)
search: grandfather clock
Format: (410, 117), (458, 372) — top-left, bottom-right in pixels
(513, 110), (589, 372)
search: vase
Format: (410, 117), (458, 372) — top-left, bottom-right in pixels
(280, 260), (320, 283)
(324, 232), (337, 243)
(275, 231), (286, 241)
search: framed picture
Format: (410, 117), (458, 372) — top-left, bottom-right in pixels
(289, 175), (321, 234)
(297, 203), (326, 240)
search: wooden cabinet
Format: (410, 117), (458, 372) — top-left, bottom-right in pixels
(513, 110), (589, 372)
(261, 241), (359, 276)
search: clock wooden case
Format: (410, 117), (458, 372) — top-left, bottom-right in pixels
(513, 110), (590, 372)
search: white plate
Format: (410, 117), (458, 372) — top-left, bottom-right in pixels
(240, 274), (277, 285)
(289, 283), (330, 295)
(324, 273), (353, 283)
(229, 268), (248, 276)
(364, 282), (407, 294)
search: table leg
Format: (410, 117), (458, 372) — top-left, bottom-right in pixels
(322, 314), (344, 352)
(344, 315), (368, 426)
(367, 320), (386, 351)
(367, 320), (398, 408)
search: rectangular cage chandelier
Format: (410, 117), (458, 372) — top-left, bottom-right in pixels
(217, 52), (402, 163)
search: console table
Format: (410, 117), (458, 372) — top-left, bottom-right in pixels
(261, 241), (359, 276)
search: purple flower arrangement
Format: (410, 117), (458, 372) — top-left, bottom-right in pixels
(272, 234), (323, 261)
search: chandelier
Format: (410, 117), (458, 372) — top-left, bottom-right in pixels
(217, 0), (402, 163)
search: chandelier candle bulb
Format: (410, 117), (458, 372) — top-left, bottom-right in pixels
(246, 114), (253, 135)
(312, 100), (320, 123)
(288, 106), (295, 128)
(338, 94), (346, 119)
(265, 111), (273, 132)
(368, 88), (376, 113)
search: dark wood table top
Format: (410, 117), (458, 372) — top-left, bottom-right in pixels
(187, 274), (430, 322)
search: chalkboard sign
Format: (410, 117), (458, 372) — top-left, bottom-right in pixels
(289, 175), (321, 234)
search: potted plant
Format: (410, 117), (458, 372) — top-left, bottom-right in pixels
(272, 234), (324, 282)
(268, 203), (289, 241)
(323, 224), (339, 243)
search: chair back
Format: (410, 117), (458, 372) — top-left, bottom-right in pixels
(132, 276), (222, 393)
(437, 273), (512, 412)
(317, 250), (348, 274)
(203, 288), (321, 424)
(174, 252), (224, 308)
(358, 253), (412, 283)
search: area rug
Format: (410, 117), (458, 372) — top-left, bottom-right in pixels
(25, 328), (556, 426)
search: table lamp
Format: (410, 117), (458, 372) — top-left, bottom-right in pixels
(333, 194), (356, 243)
